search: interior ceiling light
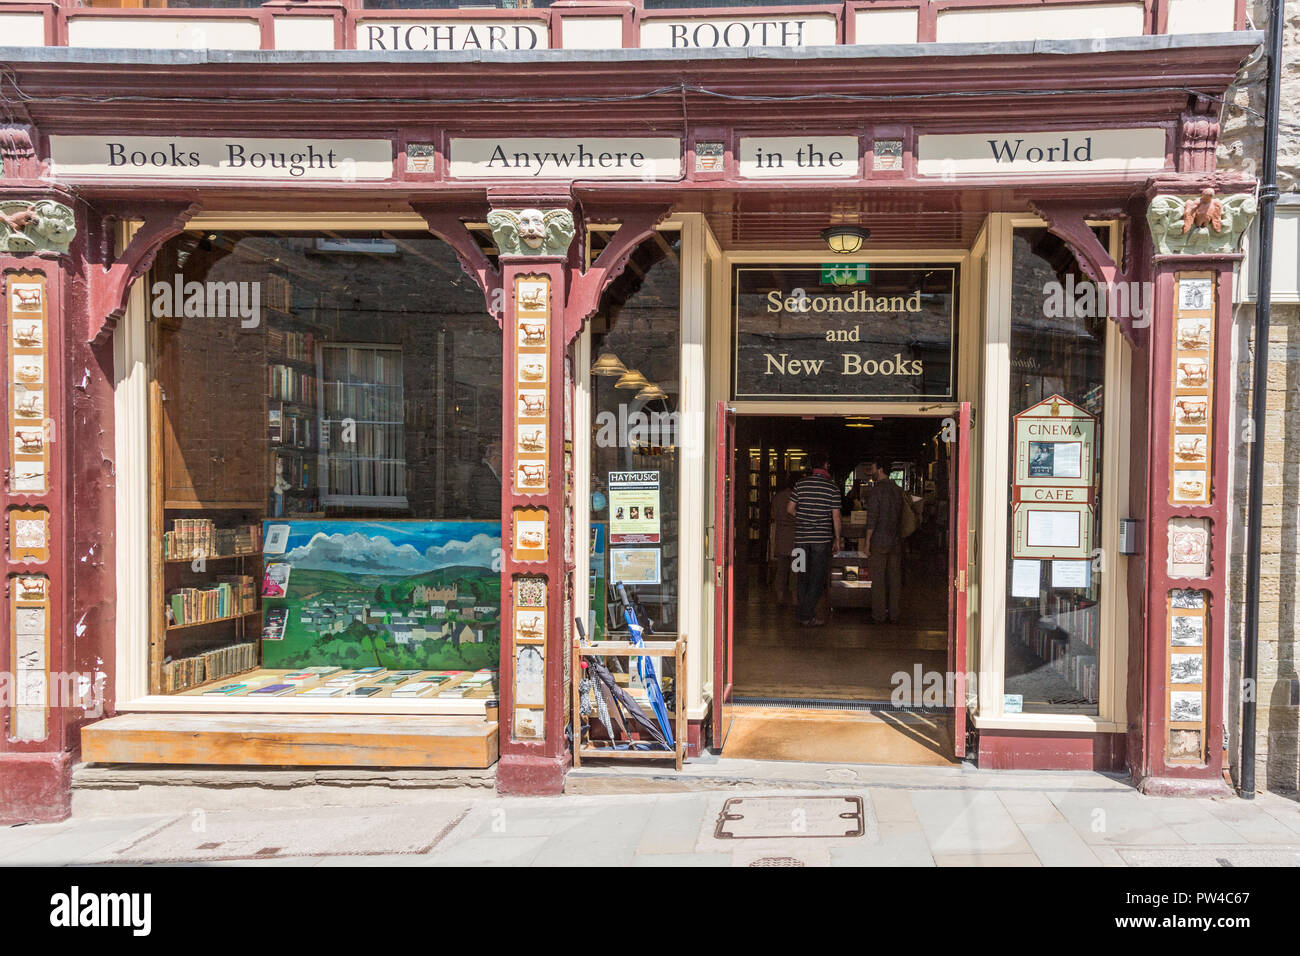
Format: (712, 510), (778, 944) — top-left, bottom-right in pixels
(820, 225), (871, 255)
(636, 384), (669, 401)
(614, 369), (650, 390)
(590, 352), (628, 376)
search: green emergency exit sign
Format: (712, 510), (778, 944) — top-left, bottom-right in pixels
(821, 263), (870, 285)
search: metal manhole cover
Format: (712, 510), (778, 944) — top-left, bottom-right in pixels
(714, 796), (865, 839)
(749, 856), (807, 867)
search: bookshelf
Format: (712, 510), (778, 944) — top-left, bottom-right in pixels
(157, 512), (264, 693)
(318, 343), (408, 509)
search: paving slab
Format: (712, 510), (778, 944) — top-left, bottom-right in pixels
(1018, 822), (1103, 866)
(1047, 792), (1184, 847)
(910, 790), (1034, 856)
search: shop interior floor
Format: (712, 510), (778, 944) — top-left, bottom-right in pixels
(719, 706), (957, 767)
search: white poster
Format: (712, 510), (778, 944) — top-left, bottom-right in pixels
(1011, 559), (1041, 598)
(1027, 510), (1081, 549)
(1051, 560), (1091, 589)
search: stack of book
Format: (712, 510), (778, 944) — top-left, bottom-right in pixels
(163, 520), (261, 560)
(160, 641), (258, 693)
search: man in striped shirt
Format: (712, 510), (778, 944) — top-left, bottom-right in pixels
(787, 452), (843, 627)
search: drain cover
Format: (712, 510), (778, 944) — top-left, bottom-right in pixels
(714, 796), (865, 840)
(750, 857), (807, 867)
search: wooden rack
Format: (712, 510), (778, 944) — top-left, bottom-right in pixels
(571, 637), (685, 770)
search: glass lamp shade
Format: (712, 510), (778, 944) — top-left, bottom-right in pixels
(614, 369), (650, 390)
(820, 226), (871, 255)
(589, 352), (628, 376)
(635, 384), (668, 401)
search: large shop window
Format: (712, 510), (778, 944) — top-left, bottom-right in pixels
(588, 234), (681, 641)
(148, 232), (502, 703)
(1002, 228), (1107, 715)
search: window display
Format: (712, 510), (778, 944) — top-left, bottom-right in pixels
(149, 231), (502, 701)
(588, 232), (681, 636)
(1002, 227), (1107, 715)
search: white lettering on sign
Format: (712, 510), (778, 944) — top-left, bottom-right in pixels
(48, 136), (393, 180)
(449, 137), (681, 180)
(358, 21), (545, 51)
(640, 15), (837, 48)
(917, 128), (1167, 177)
(738, 137), (859, 179)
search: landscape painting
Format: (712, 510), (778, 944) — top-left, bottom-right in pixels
(260, 520), (501, 671)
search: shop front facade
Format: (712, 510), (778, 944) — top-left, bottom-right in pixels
(0, 0), (1268, 820)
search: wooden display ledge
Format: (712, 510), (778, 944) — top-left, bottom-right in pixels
(81, 713), (497, 769)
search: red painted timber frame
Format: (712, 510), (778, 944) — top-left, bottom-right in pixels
(0, 31), (1264, 814)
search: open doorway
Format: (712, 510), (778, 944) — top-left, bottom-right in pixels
(719, 412), (962, 765)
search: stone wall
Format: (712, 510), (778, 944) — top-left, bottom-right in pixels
(1219, 0), (1300, 795)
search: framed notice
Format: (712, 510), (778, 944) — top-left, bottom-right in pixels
(1012, 502), (1094, 560)
(610, 548), (661, 586)
(608, 471), (661, 544)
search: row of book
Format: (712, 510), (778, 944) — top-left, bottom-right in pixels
(321, 346), (402, 387)
(273, 449), (318, 493)
(269, 405), (320, 451)
(267, 329), (315, 364)
(320, 382), (404, 421)
(268, 364), (318, 405)
(1011, 608), (1099, 703)
(166, 576), (257, 627)
(161, 641), (259, 694)
(325, 457), (407, 499)
(1054, 651), (1099, 702)
(162, 520), (261, 560)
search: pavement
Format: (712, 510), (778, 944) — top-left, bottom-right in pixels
(3, 761), (1300, 866)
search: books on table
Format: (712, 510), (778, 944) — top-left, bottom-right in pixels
(298, 685), (345, 698)
(250, 683), (296, 696)
(390, 684), (436, 698)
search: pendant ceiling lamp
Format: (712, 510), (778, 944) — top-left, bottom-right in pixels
(615, 369), (650, 390)
(636, 384), (668, 401)
(590, 352), (628, 376)
(820, 225), (871, 255)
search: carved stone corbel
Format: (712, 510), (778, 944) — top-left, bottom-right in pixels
(0, 199), (76, 255)
(86, 200), (202, 345)
(413, 204), (504, 327)
(1146, 189), (1257, 256)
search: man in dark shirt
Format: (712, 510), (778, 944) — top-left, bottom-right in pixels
(788, 453), (842, 627)
(864, 456), (904, 624)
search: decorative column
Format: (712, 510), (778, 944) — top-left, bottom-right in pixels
(487, 199), (577, 795)
(1138, 188), (1256, 794)
(0, 128), (79, 822)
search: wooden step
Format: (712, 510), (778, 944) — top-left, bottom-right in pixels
(81, 714), (497, 769)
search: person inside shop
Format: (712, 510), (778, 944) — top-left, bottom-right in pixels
(788, 453), (842, 627)
(469, 440), (503, 517)
(769, 471), (801, 607)
(863, 456), (905, 625)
